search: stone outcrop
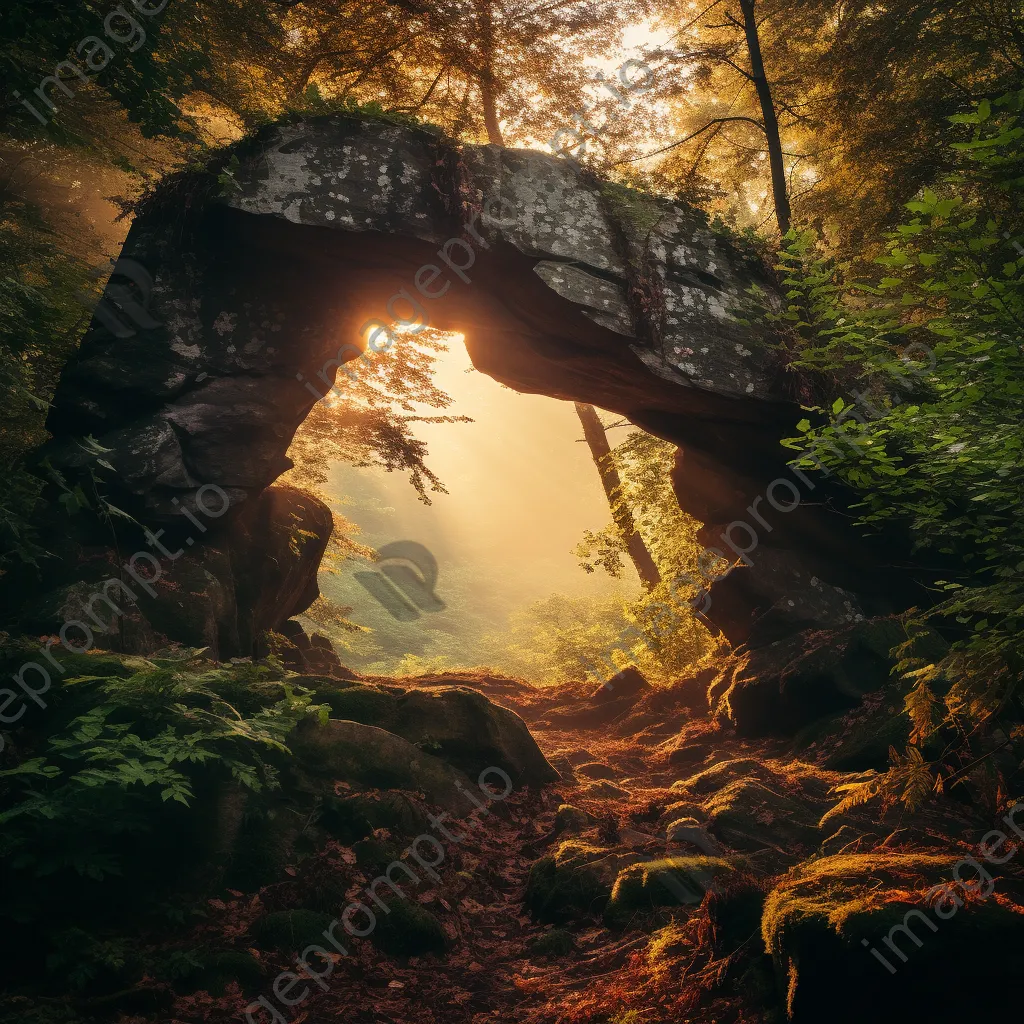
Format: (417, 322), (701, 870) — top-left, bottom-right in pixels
(291, 717), (475, 814)
(708, 617), (947, 738)
(5, 483), (331, 660)
(43, 118), (785, 520)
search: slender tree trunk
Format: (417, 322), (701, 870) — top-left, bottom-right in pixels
(474, 0), (505, 145)
(481, 76), (505, 146)
(574, 403), (662, 590)
(738, 0), (791, 236)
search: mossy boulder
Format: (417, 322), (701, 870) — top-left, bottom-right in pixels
(762, 852), (1024, 1022)
(666, 817), (721, 855)
(307, 681), (396, 725)
(529, 928), (577, 958)
(662, 798), (705, 822)
(526, 840), (641, 923)
(290, 718), (473, 813)
(555, 804), (594, 835)
(383, 686), (559, 785)
(371, 897), (447, 957)
(251, 909), (334, 953)
(670, 757), (783, 799)
(293, 681), (557, 786)
(704, 779), (824, 855)
(604, 856), (735, 927)
(667, 758), (846, 860)
(320, 792), (429, 842)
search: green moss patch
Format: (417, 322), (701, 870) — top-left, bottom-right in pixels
(762, 852), (1024, 1022)
(370, 897), (447, 958)
(605, 857), (735, 927)
(310, 683), (396, 725)
(529, 928), (577, 958)
(526, 841), (638, 923)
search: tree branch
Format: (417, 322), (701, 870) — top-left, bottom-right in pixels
(612, 116), (766, 166)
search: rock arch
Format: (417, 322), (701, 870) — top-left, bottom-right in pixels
(32, 116), (920, 652)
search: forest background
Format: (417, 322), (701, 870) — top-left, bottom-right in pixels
(2, 0), (1023, 786)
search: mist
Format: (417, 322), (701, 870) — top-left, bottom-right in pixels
(315, 335), (640, 673)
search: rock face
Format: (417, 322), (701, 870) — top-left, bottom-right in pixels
(708, 617), (945, 738)
(32, 112), (922, 644)
(44, 117), (785, 518)
(291, 717), (475, 814)
(5, 483), (331, 660)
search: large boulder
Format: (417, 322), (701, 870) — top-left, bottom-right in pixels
(1, 484), (331, 661)
(604, 856), (736, 927)
(525, 840), (641, 923)
(290, 717), (474, 815)
(762, 852), (1024, 1021)
(382, 685), (560, 785)
(302, 680), (559, 786)
(709, 617), (931, 737)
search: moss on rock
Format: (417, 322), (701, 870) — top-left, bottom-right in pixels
(308, 682), (396, 725)
(762, 852), (1024, 1022)
(604, 856), (735, 927)
(704, 779), (823, 853)
(383, 686), (560, 785)
(371, 897), (447, 957)
(526, 840), (640, 923)
(290, 718), (473, 813)
(529, 928), (577, 958)
(555, 804), (593, 834)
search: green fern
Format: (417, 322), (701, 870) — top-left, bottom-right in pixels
(0, 657), (327, 879)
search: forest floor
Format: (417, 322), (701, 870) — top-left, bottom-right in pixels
(115, 662), (1001, 1024)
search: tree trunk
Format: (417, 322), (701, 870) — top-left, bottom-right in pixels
(574, 403), (662, 590)
(738, 0), (791, 236)
(474, 0), (505, 146)
(481, 76), (505, 146)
